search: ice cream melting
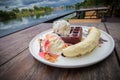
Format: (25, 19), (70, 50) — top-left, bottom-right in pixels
(42, 33), (66, 55)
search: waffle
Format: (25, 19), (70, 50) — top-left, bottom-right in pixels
(61, 27), (82, 44)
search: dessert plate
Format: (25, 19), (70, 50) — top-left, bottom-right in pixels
(29, 26), (115, 68)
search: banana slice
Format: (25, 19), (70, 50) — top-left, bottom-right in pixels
(62, 27), (101, 57)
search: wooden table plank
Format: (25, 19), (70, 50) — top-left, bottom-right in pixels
(0, 49), (36, 80)
(0, 23), (120, 80)
(105, 23), (120, 63)
(0, 23), (52, 66)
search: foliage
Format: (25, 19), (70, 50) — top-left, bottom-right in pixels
(33, 6), (53, 11)
(75, 3), (81, 9)
(74, 0), (117, 9)
(12, 8), (20, 13)
(0, 10), (16, 21)
(34, 6), (40, 10)
(0, 6), (53, 21)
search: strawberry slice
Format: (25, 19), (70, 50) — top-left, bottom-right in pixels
(44, 39), (51, 52)
(44, 40), (50, 47)
(39, 52), (46, 58)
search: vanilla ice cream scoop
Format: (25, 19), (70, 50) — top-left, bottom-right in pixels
(53, 20), (71, 36)
(43, 33), (66, 55)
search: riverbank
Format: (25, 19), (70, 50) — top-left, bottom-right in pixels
(0, 6), (53, 21)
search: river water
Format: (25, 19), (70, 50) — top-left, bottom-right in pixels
(0, 9), (75, 37)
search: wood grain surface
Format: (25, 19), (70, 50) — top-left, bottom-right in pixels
(105, 23), (120, 63)
(0, 23), (52, 66)
(0, 23), (120, 80)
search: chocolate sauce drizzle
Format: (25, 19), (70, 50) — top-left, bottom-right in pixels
(61, 53), (66, 57)
(99, 38), (108, 44)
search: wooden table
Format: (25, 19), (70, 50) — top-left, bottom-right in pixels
(0, 22), (120, 80)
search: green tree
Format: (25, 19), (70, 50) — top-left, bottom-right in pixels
(0, 10), (16, 21)
(12, 8), (19, 13)
(22, 9), (28, 12)
(44, 6), (52, 11)
(39, 7), (44, 10)
(29, 9), (33, 12)
(34, 6), (39, 10)
(75, 3), (81, 9)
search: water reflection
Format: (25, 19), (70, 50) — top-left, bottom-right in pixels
(0, 18), (29, 30)
(0, 11), (50, 30)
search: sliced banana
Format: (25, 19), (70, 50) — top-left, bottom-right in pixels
(62, 27), (101, 57)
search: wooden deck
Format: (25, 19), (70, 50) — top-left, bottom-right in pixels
(0, 21), (120, 80)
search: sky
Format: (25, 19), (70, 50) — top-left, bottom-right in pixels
(0, 0), (84, 10)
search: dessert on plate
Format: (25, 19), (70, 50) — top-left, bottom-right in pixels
(38, 20), (101, 62)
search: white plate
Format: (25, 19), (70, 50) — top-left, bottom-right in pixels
(29, 26), (115, 68)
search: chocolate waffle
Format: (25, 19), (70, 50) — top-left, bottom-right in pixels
(61, 27), (82, 44)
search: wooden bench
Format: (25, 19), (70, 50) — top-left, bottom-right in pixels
(68, 19), (101, 23)
(85, 11), (97, 19)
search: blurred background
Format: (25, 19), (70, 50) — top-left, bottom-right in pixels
(0, 0), (120, 37)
